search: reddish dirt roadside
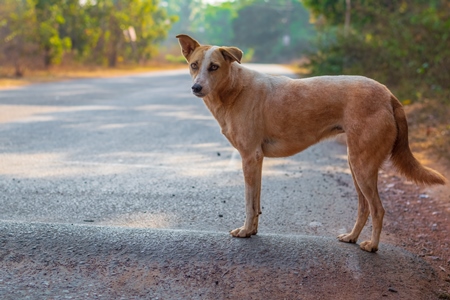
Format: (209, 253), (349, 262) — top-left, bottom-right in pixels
(380, 161), (450, 298)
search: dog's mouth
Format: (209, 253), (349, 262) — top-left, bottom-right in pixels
(193, 91), (206, 98)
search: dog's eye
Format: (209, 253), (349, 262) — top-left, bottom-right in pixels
(209, 64), (219, 71)
(190, 63), (198, 70)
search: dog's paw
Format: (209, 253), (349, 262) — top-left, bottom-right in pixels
(359, 240), (378, 253)
(337, 233), (357, 244)
(230, 227), (256, 238)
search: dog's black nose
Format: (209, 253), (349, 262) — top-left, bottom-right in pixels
(192, 83), (203, 93)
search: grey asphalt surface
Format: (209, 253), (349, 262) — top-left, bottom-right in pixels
(0, 65), (438, 299)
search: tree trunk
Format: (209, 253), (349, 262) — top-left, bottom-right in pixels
(108, 47), (117, 67)
(344, 0), (351, 37)
(44, 46), (52, 68)
(14, 62), (24, 77)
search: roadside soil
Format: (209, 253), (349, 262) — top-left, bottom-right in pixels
(0, 63), (184, 89)
(380, 162), (450, 298)
(379, 101), (450, 298)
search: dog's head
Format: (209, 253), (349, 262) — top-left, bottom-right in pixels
(176, 34), (243, 98)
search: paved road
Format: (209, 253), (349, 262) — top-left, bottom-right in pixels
(0, 65), (437, 299)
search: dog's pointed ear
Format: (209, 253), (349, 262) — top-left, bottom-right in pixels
(220, 47), (243, 64)
(176, 34), (200, 61)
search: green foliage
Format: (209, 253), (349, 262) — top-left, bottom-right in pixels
(165, 0), (240, 46)
(164, 0), (200, 38)
(232, 0), (314, 62)
(303, 0), (450, 104)
(165, 0), (315, 63)
(165, 54), (185, 63)
(72, 0), (176, 67)
(0, 0), (40, 75)
(36, 1), (72, 66)
(0, 0), (175, 70)
(197, 2), (237, 46)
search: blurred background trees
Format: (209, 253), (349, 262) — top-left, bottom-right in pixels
(303, 0), (450, 103)
(0, 0), (315, 72)
(0, 0), (175, 73)
(164, 0), (314, 63)
(231, 0), (313, 62)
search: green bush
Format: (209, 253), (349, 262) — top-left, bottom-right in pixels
(165, 54), (186, 64)
(304, 0), (450, 104)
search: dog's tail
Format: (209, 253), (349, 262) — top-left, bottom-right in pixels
(390, 95), (446, 185)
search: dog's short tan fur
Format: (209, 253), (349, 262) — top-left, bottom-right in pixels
(176, 34), (446, 252)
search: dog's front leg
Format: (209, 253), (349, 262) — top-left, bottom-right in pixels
(230, 149), (263, 238)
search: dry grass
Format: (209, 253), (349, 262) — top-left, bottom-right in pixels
(284, 57), (311, 77)
(0, 63), (185, 89)
(405, 100), (450, 165)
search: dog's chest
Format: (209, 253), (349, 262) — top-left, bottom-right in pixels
(202, 99), (234, 141)
(212, 113), (246, 151)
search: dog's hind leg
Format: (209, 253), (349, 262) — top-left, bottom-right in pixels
(343, 108), (397, 252)
(346, 135), (394, 251)
(337, 159), (370, 244)
(230, 149), (264, 238)
(350, 165), (384, 252)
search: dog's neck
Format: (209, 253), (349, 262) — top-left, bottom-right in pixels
(202, 63), (245, 123)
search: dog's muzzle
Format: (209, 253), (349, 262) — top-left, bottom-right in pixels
(191, 83), (203, 96)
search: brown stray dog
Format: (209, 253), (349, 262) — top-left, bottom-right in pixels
(176, 34), (446, 252)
